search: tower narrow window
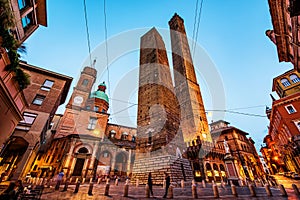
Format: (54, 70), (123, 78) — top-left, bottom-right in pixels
(82, 79), (89, 86)
(87, 117), (97, 130)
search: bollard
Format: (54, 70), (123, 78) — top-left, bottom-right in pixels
(202, 180), (206, 188)
(74, 181), (80, 193)
(88, 182), (94, 196)
(47, 179), (51, 188)
(181, 180), (185, 188)
(55, 180), (61, 190)
(231, 184), (238, 197)
(145, 184), (150, 198)
(213, 184), (219, 198)
(104, 183), (110, 196)
(292, 184), (300, 196)
(192, 184), (198, 199)
(249, 184), (256, 197)
(221, 180), (226, 189)
(123, 180), (129, 197)
(238, 179), (243, 187)
(279, 184), (287, 197)
(168, 185), (174, 199)
(265, 184), (272, 196)
(115, 178), (119, 186)
(136, 179), (139, 187)
(62, 179), (69, 191)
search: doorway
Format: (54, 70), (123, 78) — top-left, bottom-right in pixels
(73, 158), (85, 176)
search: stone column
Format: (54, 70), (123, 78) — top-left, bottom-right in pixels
(89, 143), (98, 169)
(127, 150), (132, 175)
(111, 151), (117, 173)
(11, 145), (35, 180)
(64, 139), (77, 169)
(82, 158), (89, 178)
(68, 157), (77, 176)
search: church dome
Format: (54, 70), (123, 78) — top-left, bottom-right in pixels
(90, 82), (109, 103)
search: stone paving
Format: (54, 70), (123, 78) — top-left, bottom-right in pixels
(38, 182), (300, 200)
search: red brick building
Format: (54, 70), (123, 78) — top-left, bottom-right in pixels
(266, 0), (300, 72)
(0, 0), (47, 150)
(0, 61), (72, 180)
(261, 69), (300, 173)
(26, 66), (136, 180)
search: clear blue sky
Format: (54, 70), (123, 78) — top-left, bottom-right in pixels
(23, 0), (293, 151)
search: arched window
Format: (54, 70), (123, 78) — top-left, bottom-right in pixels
(78, 147), (88, 154)
(206, 163), (212, 170)
(290, 74), (300, 83)
(281, 78), (291, 87)
(213, 163), (219, 171)
(132, 136), (136, 142)
(220, 164), (225, 171)
(109, 130), (116, 138)
(122, 132), (128, 140)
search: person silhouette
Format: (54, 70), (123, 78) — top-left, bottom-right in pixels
(148, 172), (154, 197)
(163, 172), (170, 198)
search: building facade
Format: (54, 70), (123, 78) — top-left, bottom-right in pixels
(266, 0), (300, 72)
(0, 0), (47, 149)
(0, 61), (72, 180)
(211, 121), (264, 181)
(261, 69), (300, 173)
(26, 66), (136, 181)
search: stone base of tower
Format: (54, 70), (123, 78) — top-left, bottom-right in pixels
(131, 155), (193, 186)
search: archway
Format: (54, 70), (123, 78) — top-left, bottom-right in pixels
(72, 147), (89, 176)
(0, 137), (28, 180)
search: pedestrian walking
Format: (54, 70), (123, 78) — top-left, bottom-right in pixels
(163, 172), (170, 198)
(148, 172), (155, 197)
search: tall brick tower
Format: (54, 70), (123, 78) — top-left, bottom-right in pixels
(169, 13), (212, 145)
(132, 28), (193, 185)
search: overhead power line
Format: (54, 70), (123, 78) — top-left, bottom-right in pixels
(192, 0), (204, 59)
(103, 0), (111, 98)
(191, 0), (199, 52)
(83, 0), (92, 67)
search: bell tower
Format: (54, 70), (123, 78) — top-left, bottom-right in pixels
(67, 66), (97, 109)
(169, 13), (212, 145)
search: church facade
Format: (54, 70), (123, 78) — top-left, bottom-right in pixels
(26, 67), (136, 180)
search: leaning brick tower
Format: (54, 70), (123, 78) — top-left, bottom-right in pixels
(169, 13), (212, 146)
(131, 27), (193, 185)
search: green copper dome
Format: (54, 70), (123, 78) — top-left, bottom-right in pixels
(90, 90), (109, 103)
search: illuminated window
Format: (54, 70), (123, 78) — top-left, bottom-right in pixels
(87, 117), (97, 130)
(281, 78), (291, 87)
(32, 94), (45, 105)
(290, 74), (300, 83)
(41, 80), (54, 91)
(16, 112), (38, 131)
